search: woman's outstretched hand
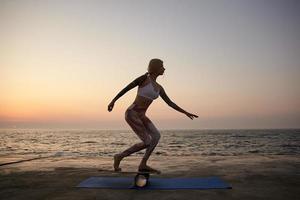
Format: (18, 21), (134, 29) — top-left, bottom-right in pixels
(184, 112), (198, 120)
(108, 101), (115, 112)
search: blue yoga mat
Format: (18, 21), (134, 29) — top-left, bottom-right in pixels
(77, 176), (232, 190)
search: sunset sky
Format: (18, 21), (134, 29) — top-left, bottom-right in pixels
(1, 0), (299, 129)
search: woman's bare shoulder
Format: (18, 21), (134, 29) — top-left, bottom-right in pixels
(157, 82), (164, 91)
(133, 73), (149, 86)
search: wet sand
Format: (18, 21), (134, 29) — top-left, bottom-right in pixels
(0, 155), (299, 200)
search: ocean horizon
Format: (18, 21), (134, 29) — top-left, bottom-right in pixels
(1, 128), (299, 159)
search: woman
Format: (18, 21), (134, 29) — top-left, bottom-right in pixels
(107, 58), (198, 173)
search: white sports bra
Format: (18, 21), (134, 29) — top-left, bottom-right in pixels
(137, 75), (160, 100)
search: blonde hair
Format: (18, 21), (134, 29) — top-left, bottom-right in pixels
(147, 58), (163, 74)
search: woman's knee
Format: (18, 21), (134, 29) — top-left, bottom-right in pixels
(144, 132), (161, 147)
(152, 132), (161, 143)
(146, 123), (161, 142)
(142, 135), (152, 147)
(156, 132), (161, 141)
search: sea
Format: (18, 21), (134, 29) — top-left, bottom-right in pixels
(0, 129), (299, 158)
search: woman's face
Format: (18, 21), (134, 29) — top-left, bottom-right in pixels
(157, 63), (165, 75)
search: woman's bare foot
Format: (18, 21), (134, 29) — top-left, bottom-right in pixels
(138, 164), (161, 174)
(113, 154), (123, 171)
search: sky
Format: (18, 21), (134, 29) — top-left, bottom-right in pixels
(0, 0), (299, 129)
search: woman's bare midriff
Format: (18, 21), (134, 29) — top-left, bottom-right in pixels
(132, 95), (153, 112)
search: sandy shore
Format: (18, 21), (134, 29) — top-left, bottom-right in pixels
(0, 154), (299, 200)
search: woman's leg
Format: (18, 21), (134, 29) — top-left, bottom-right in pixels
(138, 117), (161, 172)
(113, 109), (152, 171)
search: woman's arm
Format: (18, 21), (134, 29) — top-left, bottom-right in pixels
(159, 85), (187, 114)
(108, 73), (148, 112)
(159, 85), (198, 119)
(111, 80), (136, 103)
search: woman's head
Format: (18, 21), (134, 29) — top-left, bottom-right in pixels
(147, 58), (165, 76)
